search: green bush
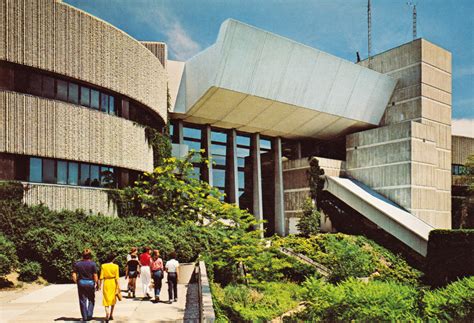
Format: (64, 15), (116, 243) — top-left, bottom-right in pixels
(0, 233), (18, 276)
(274, 234), (422, 285)
(295, 277), (420, 321)
(0, 181), (24, 201)
(422, 276), (474, 321)
(18, 261), (42, 282)
(213, 281), (302, 322)
(296, 198), (320, 237)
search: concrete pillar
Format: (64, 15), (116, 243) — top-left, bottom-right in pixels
(177, 120), (184, 144)
(296, 141), (302, 159)
(227, 129), (239, 205)
(274, 137), (285, 236)
(251, 133), (264, 233)
(202, 125), (213, 186)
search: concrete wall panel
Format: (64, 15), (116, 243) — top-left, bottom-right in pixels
(452, 135), (474, 165)
(0, 91), (153, 171)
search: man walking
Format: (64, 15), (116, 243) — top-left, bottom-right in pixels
(72, 249), (98, 321)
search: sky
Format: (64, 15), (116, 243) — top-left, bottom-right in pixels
(64, 0), (473, 131)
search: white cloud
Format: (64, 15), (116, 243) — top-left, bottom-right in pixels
(452, 119), (474, 138)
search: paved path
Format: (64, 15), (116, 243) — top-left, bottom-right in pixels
(0, 276), (192, 322)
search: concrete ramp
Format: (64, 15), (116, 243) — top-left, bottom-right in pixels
(323, 176), (433, 256)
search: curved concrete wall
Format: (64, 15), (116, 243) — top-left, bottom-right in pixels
(23, 183), (117, 216)
(1, 0), (167, 121)
(0, 91), (153, 172)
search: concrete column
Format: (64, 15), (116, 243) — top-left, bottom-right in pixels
(274, 137), (285, 236)
(227, 129), (239, 205)
(251, 133), (264, 233)
(296, 141), (302, 159)
(202, 125), (213, 186)
(177, 120), (184, 144)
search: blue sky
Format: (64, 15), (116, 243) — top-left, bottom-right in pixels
(65, 0), (473, 121)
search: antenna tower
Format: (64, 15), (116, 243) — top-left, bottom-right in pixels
(367, 0), (372, 67)
(407, 2), (417, 40)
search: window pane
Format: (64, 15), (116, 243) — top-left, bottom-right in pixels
(183, 127), (201, 140)
(100, 167), (115, 188)
(237, 135), (250, 147)
(90, 89), (100, 109)
(42, 159), (56, 184)
(29, 158), (42, 182)
(68, 162), (78, 185)
(260, 138), (272, 150)
(100, 93), (108, 112)
(42, 76), (55, 98)
(212, 169), (226, 188)
(68, 83), (79, 104)
(57, 161), (68, 184)
(184, 139), (201, 152)
(109, 96), (115, 115)
(80, 164), (90, 186)
(29, 73), (42, 96)
(190, 167), (200, 180)
(211, 131), (227, 143)
(238, 171), (245, 189)
(56, 80), (68, 101)
(80, 86), (90, 107)
(90, 165), (100, 187)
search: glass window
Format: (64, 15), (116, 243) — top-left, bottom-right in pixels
(238, 171), (245, 189)
(212, 155), (226, 166)
(80, 86), (90, 107)
(29, 158), (42, 182)
(184, 140), (201, 152)
(211, 131), (227, 143)
(260, 138), (272, 150)
(100, 93), (108, 113)
(90, 89), (100, 109)
(212, 169), (226, 188)
(237, 135), (250, 146)
(56, 80), (68, 101)
(42, 159), (56, 184)
(100, 167), (114, 188)
(183, 127), (201, 140)
(190, 167), (201, 180)
(169, 124), (174, 137)
(68, 162), (78, 185)
(90, 165), (100, 187)
(29, 73), (42, 96)
(80, 164), (90, 186)
(108, 96), (115, 115)
(57, 161), (68, 184)
(42, 76), (55, 98)
(68, 83), (79, 104)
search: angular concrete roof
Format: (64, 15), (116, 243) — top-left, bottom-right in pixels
(172, 19), (396, 139)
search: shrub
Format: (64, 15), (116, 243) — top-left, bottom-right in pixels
(295, 277), (420, 321)
(274, 234), (422, 285)
(18, 261), (42, 282)
(296, 198), (320, 237)
(426, 229), (474, 286)
(422, 276), (474, 321)
(0, 181), (24, 201)
(213, 281), (303, 321)
(0, 234), (18, 276)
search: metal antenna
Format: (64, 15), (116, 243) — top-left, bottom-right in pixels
(407, 2), (417, 40)
(368, 0), (372, 67)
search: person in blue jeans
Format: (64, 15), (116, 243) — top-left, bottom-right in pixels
(72, 249), (98, 321)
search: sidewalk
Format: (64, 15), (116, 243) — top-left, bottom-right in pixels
(0, 276), (191, 322)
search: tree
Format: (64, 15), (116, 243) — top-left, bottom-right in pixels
(307, 157), (325, 209)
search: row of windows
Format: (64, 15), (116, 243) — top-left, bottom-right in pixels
(29, 157), (116, 188)
(0, 61), (164, 129)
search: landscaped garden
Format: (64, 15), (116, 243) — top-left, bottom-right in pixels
(1, 151), (473, 322)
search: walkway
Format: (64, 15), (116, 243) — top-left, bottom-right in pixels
(0, 275), (196, 322)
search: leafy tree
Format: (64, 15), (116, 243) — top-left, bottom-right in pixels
(296, 198), (320, 237)
(307, 157), (325, 209)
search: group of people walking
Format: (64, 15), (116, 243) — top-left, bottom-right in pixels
(72, 247), (180, 321)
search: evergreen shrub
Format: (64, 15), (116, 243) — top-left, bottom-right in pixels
(0, 234), (18, 276)
(19, 261), (42, 282)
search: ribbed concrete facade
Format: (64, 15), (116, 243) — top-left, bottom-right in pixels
(452, 135), (474, 165)
(1, 0), (167, 120)
(351, 39), (452, 229)
(23, 183), (117, 216)
(0, 92), (154, 172)
(1, 0), (167, 216)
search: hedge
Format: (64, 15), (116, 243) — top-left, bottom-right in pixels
(426, 229), (474, 287)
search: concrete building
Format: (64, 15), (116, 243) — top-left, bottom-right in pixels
(2, 1), (473, 255)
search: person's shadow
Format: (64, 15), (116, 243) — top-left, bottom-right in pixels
(55, 317), (108, 322)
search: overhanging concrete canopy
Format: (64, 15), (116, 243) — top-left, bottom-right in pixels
(172, 19), (396, 139)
